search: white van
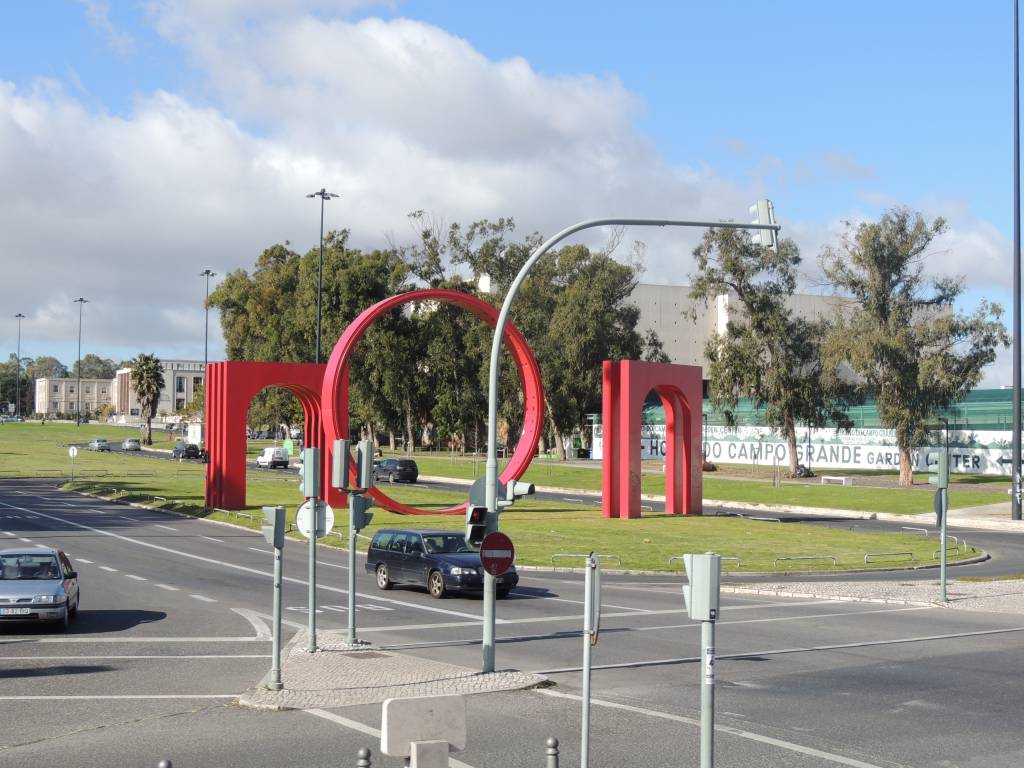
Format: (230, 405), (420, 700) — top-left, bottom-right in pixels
(256, 446), (289, 469)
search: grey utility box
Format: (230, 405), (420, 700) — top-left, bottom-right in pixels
(682, 552), (721, 622)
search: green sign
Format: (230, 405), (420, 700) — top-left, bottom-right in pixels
(282, 438), (294, 455)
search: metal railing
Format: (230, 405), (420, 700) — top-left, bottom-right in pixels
(900, 526), (930, 537)
(773, 555), (838, 568)
(864, 551), (914, 564)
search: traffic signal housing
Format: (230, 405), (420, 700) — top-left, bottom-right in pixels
(351, 494), (374, 531)
(466, 504), (487, 546)
(331, 439), (351, 489)
(356, 440), (375, 490)
(261, 505), (285, 549)
(749, 198), (778, 249)
(299, 447), (321, 498)
(926, 450), (949, 490)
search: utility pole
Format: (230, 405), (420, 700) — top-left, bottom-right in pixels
(1014, 0), (1022, 520)
(14, 313), (25, 418)
(200, 269), (216, 447)
(73, 298), (87, 425)
(305, 188), (339, 364)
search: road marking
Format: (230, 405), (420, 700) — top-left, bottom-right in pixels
(0, 654), (268, 660)
(536, 595), (647, 612)
(125, 574), (147, 581)
(190, 594), (217, 603)
(1, 531), (14, 536)
(232, 607), (272, 638)
(0, 636), (267, 644)
(119, 516), (138, 522)
(76, 558), (93, 564)
(304, 710), (477, 768)
(98, 566), (118, 572)
(248, 547), (271, 554)
(0, 695), (238, 701)
(18, 538), (32, 543)
(0, 502), (496, 623)
(538, 690), (886, 768)
(250, 610), (313, 631)
(562, 498), (584, 503)
(155, 524), (178, 531)
(201, 536), (225, 543)
(155, 583), (179, 591)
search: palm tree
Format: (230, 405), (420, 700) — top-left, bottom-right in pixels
(130, 354), (165, 445)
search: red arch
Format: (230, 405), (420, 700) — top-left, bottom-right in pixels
(321, 289), (544, 515)
(205, 361), (326, 510)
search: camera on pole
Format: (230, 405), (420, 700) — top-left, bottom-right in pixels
(261, 505), (285, 550)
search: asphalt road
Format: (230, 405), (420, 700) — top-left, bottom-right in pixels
(2, 478), (1024, 767)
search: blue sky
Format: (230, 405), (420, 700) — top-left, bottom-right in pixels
(0, 1), (1017, 383)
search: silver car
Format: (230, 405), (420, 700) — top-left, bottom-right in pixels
(121, 438), (141, 451)
(0, 547), (80, 630)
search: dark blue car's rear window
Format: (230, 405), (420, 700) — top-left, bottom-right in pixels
(397, 461), (416, 469)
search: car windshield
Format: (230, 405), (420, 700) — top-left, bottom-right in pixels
(422, 534), (474, 554)
(0, 553), (61, 580)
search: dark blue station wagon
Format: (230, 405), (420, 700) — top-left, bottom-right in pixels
(365, 529), (518, 599)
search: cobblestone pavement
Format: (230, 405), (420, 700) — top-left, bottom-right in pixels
(728, 577), (1024, 614)
(238, 629), (546, 710)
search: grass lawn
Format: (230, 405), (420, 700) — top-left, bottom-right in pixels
(0, 422), (981, 573)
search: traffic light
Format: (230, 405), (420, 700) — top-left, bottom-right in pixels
(749, 198), (778, 249)
(331, 439), (351, 489)
(466, 504), (487, 546)
(506, 480), (535, 501)
(926, 450), (949, 490)
(356, 439), (375, 490)
(351, 494), (374, 531)
(261, 505), (285, 549)
(300, 447), (321, 498)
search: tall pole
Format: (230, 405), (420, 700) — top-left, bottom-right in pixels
(73, 298), (87, 426)
(1014, 0), (1022, 520)
(306, 188), (339, 365)
(200, 270), (216, 447)
(14, 314), (25, 418)
(481, 215), (780, 673)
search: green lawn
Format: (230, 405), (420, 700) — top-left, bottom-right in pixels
(0, 423), (985, 572)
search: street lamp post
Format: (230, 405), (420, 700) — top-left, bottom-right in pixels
(14, 314), (25, 418)
(1013, 0), (1022, 520)
(73, 298), (87, 426)
(480, 213), (781, 673)
(305, 188), (340, 365)
(200, 269), (216, 446)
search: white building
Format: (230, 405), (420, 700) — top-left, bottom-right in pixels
(113, 360), (206, 418)
(34, 378), (114, 416)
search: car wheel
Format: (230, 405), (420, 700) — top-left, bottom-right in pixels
(497, 588), (511, 599)
(428, 570), (446, 599)
(375, 564), (392, 590)
(69, 592), (79, 617)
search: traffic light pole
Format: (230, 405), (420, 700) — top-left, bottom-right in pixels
(271, 542), (284, 689)
(482, 215), (780, 673)
(308, 502), (317, 652)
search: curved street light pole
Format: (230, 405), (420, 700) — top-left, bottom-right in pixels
(14, 314), (25, 418)
(306, 189), (340, 365)
(480, 216), (781, 672)
(1013, 0), (1021, 520)
(200, 270), (216, 447)
(73, 298), (88, 426)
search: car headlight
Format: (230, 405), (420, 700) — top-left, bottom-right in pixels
(449, 567), (475, 576)
(33, 594), (65, 604)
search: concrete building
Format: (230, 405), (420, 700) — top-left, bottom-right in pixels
(113, 360), (206, 418)
(34, 378), (114, 416)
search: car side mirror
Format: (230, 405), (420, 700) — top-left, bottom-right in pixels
(67, 571), (78, 579)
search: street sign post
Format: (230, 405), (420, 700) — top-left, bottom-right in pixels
(300, 446), (321, 652)
(68, 446), (77, 482)
(682, 552), (722, 768)
(479, 532), (515, 576)
(261, 505), (286, 690)
(296, 500), (334, 539)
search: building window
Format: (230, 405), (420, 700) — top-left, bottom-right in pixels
(130, 408), (140, 416)
(85, 386), (92, 394)
(69, 386), (75, 394)
(52, 385), (58, 393)
(101, 387), (107, 394)
(84, 402), (91, 411)
(193, 377), (203, 392)
(51, 401), (58, 411)
(176, 398), (186, 411)
(176, 376), (185, 393)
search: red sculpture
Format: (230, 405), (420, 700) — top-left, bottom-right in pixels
(601, 360), (703, 518)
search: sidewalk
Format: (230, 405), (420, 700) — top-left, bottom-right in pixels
(239, 629), (546, 711)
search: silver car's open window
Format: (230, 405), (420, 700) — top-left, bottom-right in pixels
(0, 554), (61, 580)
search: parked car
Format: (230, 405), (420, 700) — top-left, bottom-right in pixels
(0, 547), (80, 629)
(171, 442), (205, 461)
(365, 529), (517, 599)
(87, 438), (110, 452)
(256, 446), (289, 469)
(121, 438), (141, 451)
(372, 458), (419, 484)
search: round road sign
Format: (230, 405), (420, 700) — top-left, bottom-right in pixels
(296, 500), (334, 539)
(68, 446), (78, 458)
(479, 531), (515, 576)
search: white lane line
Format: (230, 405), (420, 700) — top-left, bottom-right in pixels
(2, 531), (14, 536)
(125, 575), (147, 581)
(190, 594), (217, 603)
(249, 610), (313, 631)
(119, 516), (138, 522)
(248, 547), (271, 554)
(1, 636), (266, 644)
(562, 498), (584, 503)
(304, 710), (477, 768)
(155, 524), (178, 531)
(2, 502), (492, 623)
(18, 538), (32, 543)
(538, 689), (886, 768)
(201, 536), (224, 543)
(0, 695), (237, 701)
(536, 595), (647, 612)
(0, 655), (268, 660)
(98, 566), (118, 572)
(76, 558), (93, 564)
(232, 607), (272, 638)
(155, 584), (179, 591)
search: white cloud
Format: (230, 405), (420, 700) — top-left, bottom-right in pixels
(77, 0), (136, 55)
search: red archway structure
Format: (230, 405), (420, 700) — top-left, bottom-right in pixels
(601, 360), (702, 519)
(204, 361), (326, 510)
(321, 289), (544, 516)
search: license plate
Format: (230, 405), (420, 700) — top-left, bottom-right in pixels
(0, 607), (31, 616)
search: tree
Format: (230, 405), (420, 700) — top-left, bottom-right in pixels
(130, 354), (165, 445)
(821, 207), (1009, 485)
(71, 354), (117, 379)
(25, 356), (68, 381)
(689, 228), (856, 475)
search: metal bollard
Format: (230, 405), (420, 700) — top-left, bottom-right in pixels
(546, 737), (560, 768)
(356, 747), (372, 767)
(157, 761), (172, 768)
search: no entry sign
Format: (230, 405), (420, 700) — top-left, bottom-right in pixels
(479, 531), (515, 576)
